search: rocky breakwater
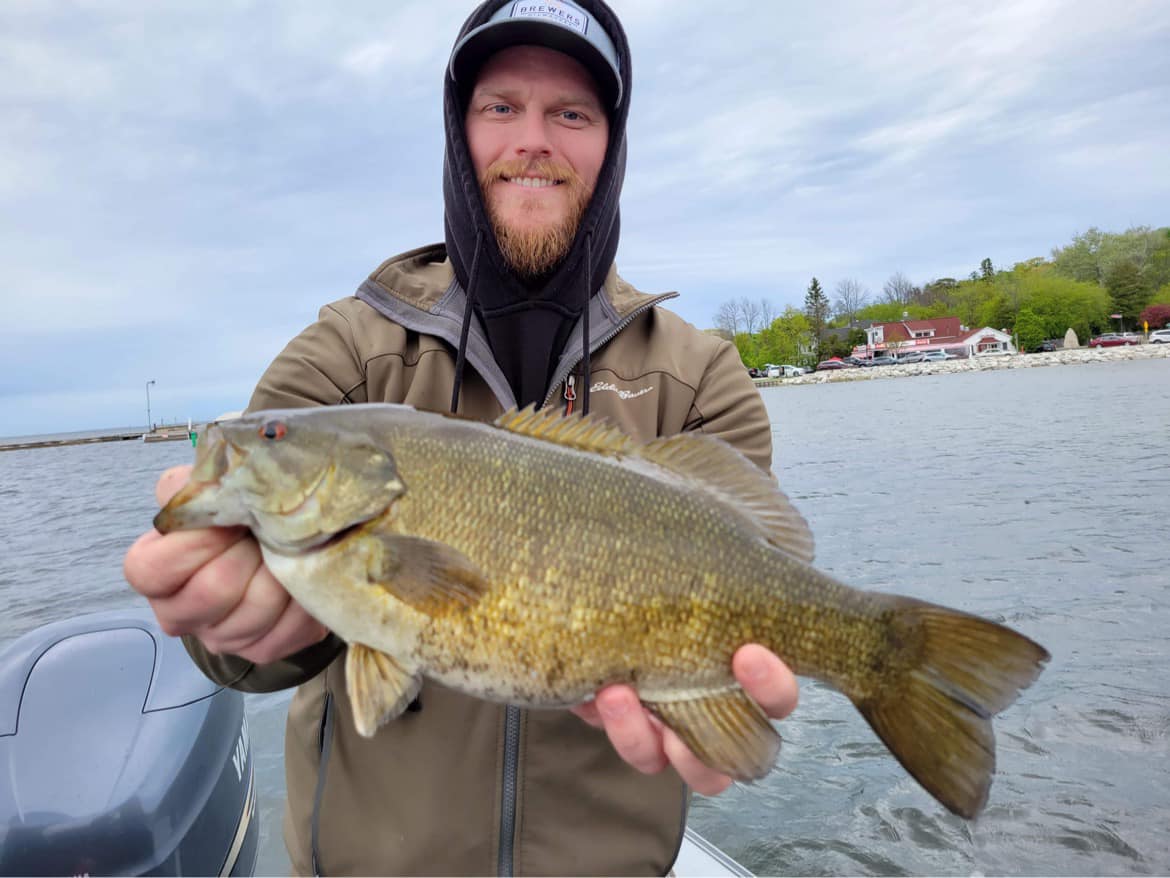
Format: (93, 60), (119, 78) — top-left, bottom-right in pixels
(780, 344), (1170, 386)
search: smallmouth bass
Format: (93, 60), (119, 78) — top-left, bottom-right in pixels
(156, 403), (1049, 818)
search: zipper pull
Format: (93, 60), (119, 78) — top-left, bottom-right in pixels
(563, 375), (577, 415)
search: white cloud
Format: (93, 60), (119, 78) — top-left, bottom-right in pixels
(2, 0), (1169, 433)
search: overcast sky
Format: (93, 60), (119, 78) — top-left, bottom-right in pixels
(2, 0), (1168, 435)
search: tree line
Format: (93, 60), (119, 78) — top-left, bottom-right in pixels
(715, 225), (1170, 368)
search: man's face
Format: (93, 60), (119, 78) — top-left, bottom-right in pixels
(465, 45), (609, 280)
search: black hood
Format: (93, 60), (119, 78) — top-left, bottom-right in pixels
(441, 0), (632, 410)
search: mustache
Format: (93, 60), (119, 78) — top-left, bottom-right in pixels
(479, 158), (583, 188)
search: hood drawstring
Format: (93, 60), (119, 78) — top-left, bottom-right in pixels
(580, 232), (593, 416)
(450, 229), (485, 415)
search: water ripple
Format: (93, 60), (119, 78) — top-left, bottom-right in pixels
(3, 362), (1170, 875)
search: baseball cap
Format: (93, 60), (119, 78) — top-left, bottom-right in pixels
(450, 0), (623, 110)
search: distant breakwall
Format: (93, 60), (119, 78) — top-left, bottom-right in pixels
(757, 344), (1170, 388)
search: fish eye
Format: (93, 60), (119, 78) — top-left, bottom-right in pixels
(260, 420), (287, 441)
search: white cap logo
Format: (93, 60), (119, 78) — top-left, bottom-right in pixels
(509, 2), (589, 37)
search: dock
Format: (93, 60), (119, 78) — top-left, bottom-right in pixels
(0, 426), (199, 453)
(142, 427), (198, 444)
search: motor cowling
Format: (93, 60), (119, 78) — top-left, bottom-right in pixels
(0, 609), (257, 876)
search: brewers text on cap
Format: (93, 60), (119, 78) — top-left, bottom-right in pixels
(450, 1), (623, 110)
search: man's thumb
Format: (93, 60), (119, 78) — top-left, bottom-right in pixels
(155, 465), (194, 507)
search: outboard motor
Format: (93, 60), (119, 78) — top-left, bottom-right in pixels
(0, 609), (258, 876)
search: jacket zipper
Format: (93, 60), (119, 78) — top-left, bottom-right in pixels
(563, 374), (577, 415)
(498, 707), (522, 876)
(496, 293), (677, 875)
(540, 293), (677, 410)
(311, 690), (336, 877)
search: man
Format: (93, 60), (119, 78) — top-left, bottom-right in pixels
(124, 1), (798, 874)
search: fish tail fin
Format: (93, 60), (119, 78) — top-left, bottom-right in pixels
(854, 599), (1049, 818)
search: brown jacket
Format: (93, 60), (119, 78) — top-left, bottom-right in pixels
(183, 245), (772, 876)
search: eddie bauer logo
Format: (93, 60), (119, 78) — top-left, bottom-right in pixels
(590, 381), (653, 400)
(510, 2), (588, 36)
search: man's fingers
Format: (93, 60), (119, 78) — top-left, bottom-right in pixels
(124, 526), (250, 600)
(661, 727), (732, 796)
(233, 600), (329, 665)
(594, 686), (668, 775)
(146, 533), (263, 635)
(732, 644), (798, 720)
(194, 552), (291, 653)
(156, 465), (194, 507)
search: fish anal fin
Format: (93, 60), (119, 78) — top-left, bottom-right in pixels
(345, 644), (422, 737)
(636, 433), (816, 564)
(855, 598), (1051, 818)
(494, 405), (633, 456)
(360, 525), (491, 615)
(645, 688), (781, 782)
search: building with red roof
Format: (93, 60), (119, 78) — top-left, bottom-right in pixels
(852, 316), (1016, 359)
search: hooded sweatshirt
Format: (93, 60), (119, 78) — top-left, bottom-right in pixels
(441, 0), (631, 411)
(179, 2), (776, 873)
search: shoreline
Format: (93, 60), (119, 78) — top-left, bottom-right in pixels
(0, 426), (198, 453)
(6, 347), (1166, 450)
(755, 344), (1170, 387)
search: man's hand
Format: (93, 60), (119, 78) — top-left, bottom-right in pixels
(123, 465), (329, 663)
(571, 644), (798, 795)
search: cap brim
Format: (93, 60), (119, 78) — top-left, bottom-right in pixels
(451, 19), (622, 110)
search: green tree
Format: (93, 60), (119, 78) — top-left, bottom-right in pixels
(1052, 226), (1170, 292)
(757, 308), (813, 366)
(732, 331), (761, 370)
(980, 258), (995, 281)
(1145, 229), (1170, 292)
(1011, 263), (1110, 341)
(1013, 307), (1046, 352)
(1051, 227), (1104, 284)
(822, 334), (855, 359)
(1105, 260), (1148, 326)
(804, 277), (830, 360)
(979, 289), (1012, 331)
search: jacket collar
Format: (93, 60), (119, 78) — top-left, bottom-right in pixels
(354, 244), (677, 409)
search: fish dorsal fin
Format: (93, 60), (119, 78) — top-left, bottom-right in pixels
(635, 432), (816, 563)
(494, 405), (633, 457)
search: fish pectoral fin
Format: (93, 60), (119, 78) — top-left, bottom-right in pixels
(345, 643), (422, 737)
(365, 531), (490, 614)
(645, 688), (781, 782)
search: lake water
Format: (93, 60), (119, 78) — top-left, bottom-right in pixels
(1, 358), (1167, 876)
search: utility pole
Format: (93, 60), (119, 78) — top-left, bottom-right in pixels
(146, 380), (156, 431)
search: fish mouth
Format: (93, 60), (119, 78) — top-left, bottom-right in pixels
(154, 477), (215, 534)
(152, 432), (244, 534)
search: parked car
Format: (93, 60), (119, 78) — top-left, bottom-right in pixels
(1089, 333), (1139, 347)
(898, 351), (926, 364)
(778, 364), (807, 377)
(747, 367), (761, 378)
(1029, 340), (1059, 353)
(1149, 329), (1170, 344)
(922, 350), (956, 361)
(815, 358), (848, 371)
(865, 355), (898, 366)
